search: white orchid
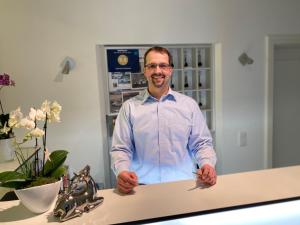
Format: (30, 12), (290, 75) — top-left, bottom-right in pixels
(48, 101), (62, 122)
(29, 108), (46, 121)
(8, 107), (23, 128)
(36, 109), (46, 120)
(48, 111), (61, 122)
(44, 147), (51, 162)
(29, 127), (45, 138)
(7, 100), (62, 142)
(41, 100), (51, 115)
(51, 101), (62, 113)
(20, 118), (35, 130)
(0, 122), (11, 134)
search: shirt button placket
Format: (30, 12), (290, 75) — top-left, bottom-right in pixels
(157, 99), (169, 182)
(157, 101), (163, 183)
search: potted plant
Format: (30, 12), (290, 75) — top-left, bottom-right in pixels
(0, 100), (68, 213)
(0, 73), (15, 162)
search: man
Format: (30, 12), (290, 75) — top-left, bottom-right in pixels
(111, 46), (217, 194)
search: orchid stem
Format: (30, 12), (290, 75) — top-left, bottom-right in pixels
(0, 86), (4, 114)
(34, 117), (39, 177)
(0, 99), (4, 114)
(42, 116), (48, 176)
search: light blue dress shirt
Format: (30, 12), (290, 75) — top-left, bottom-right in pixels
(111, 88), (216, 184)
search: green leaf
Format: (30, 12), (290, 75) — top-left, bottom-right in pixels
(0, 171), (29, 188)
(50, 166), (66, 179)
(0, 171), (27, 183)
(1, 180), (33, 189)
(1, 181), (24, 189)
(43, 150), (68, 176)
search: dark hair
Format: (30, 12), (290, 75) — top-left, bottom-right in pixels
(144, 46), (173, 66)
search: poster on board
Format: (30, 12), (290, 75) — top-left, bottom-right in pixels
(109, 72), (131, 91)
(107, 49), (140, 73)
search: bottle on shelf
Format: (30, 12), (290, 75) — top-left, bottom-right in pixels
(170, 76), (174, 89)
(183, 49), (189, 68)
(184, 73), (189, 88)
(169, 49), (175, 68)
(184, 57), (188, 67)
(198, 70), (203, 88)
(198, 54), (202, 67)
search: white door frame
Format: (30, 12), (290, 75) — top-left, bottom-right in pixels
(264, 34), (300, 168)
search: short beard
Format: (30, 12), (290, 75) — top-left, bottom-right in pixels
(150, 73), (167, 88)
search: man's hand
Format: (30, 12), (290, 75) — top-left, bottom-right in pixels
(117, 171), (138, 194)
(196, 164), (217, 186)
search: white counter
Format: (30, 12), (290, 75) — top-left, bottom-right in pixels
(1, 165), (300, 225)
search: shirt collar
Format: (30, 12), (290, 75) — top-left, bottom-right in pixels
(141, 88), (177, 104)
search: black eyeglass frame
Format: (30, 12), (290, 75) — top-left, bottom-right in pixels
(144, 63), (173, 71)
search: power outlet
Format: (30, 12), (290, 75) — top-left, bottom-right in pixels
(238, 131), (247, 147)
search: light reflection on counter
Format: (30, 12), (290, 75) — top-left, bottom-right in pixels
(148, 199), (300, 225)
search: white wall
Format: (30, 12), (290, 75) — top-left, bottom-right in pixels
(1, 0), (300, 185)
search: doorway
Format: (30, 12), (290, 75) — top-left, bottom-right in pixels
(273, 45), (300, 167)
(265, 35), (300, 168)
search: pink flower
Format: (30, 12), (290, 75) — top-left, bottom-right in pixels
(0, 73), (14, 86)
(0, 72), (16, 115)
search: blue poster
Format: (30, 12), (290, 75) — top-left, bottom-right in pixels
(107, 49), (140, 73)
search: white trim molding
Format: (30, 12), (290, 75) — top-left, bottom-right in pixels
(213, 43), (223, 174)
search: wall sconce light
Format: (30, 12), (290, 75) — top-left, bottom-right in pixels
(61, 57), (75, 74)
(238, 53), (254, 66)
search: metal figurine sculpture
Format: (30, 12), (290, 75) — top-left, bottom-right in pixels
(53, 165), (104, 222)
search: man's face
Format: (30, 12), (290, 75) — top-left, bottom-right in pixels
(144, 51), (173, 89)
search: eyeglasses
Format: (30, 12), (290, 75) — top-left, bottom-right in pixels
(144, 63), (172, 71)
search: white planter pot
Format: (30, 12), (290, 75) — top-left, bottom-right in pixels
(0, 138), (14, 163)
(15, 179), (61, 214)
